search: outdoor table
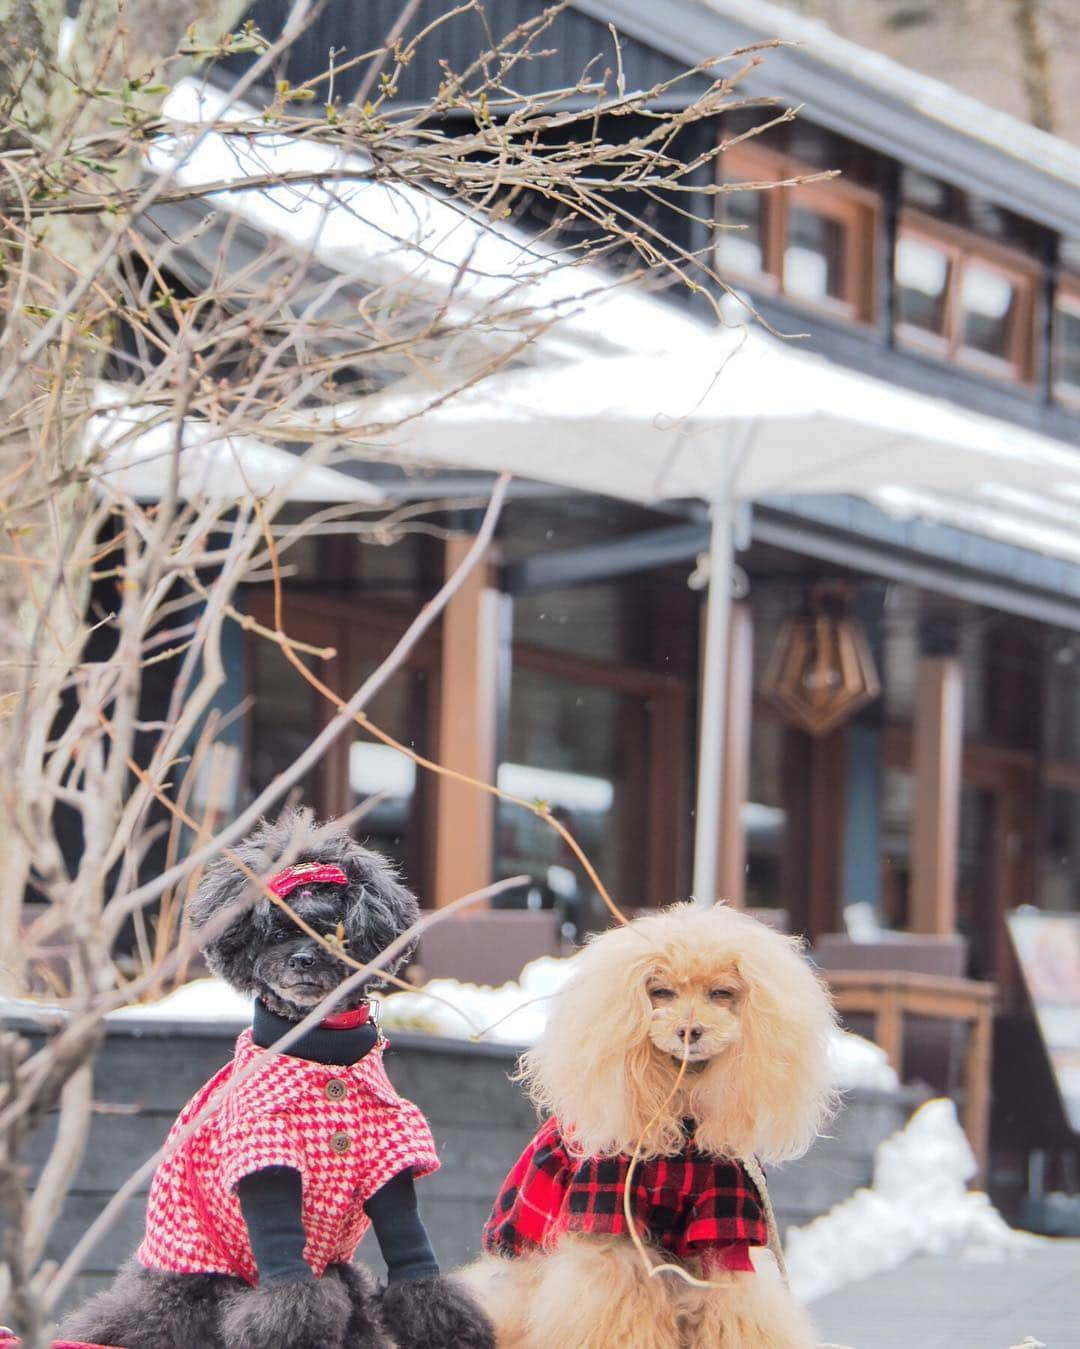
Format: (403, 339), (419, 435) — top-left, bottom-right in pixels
(824, 969), (996, 1182)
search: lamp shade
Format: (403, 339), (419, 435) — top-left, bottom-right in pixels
(761, 595), (881, 736)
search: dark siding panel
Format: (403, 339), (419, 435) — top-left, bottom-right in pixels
(232, 1), (687, 105)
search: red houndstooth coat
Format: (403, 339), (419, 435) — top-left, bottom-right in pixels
(136, 1029), (438, 1284)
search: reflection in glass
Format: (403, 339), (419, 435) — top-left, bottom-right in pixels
(744, 718), (787, 909)
(895, 234), (949, 336)
(959, 263), (1016, 362)
(715, 185), (767, 278)
(879, 767), (914, 931)
(495, 668), (644, 938)
(783, 206), (846, 304)
(1040, 789), (1080, 913)
(1053, 303), (1080, 400)
(349, 665), (418, 881)
(247, 638), (320, 804)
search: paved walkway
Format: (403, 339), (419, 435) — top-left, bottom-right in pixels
(809, 1239), (1080, 1349)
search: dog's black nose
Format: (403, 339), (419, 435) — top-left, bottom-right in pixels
(677, 1024), (703, 1044)
(287, 950), (317, 971)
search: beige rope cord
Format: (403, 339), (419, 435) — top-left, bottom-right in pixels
(740, 1153), (788, 1285)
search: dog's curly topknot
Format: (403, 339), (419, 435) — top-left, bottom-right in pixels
(187, 807), (420, 995)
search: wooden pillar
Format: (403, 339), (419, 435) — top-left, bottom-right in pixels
(433, 536), (499, 909)
(911, 654), (964, 934)
(717, 602), (754, 906)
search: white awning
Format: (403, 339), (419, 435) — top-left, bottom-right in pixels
(89, 395), (384, 505)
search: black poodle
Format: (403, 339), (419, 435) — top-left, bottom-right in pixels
(63, 809), (494, 1349)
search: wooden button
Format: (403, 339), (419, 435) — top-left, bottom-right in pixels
(325, 1078), (347, 1101)
(330, 1131), (351, 1155)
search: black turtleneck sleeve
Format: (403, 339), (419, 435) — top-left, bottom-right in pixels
(237, 1166), (314, 1285)
(364, 1169), (439, 1284)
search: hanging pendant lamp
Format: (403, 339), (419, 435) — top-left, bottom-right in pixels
(762, 585), (881, 736)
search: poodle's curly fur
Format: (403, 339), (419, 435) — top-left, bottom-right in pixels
(62, 809), (492, 1349)
(188, 808), (421, 1019)
(462, 902), (838, 1349)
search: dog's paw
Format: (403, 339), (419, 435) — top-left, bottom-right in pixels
(379, 1275), (496, 1349)
(220, 1276), (350, 1349)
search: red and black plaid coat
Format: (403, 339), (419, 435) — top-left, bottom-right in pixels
(483, 1117), (767, 1274)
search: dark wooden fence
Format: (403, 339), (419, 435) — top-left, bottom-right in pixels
(4, 1011), (920, 1312)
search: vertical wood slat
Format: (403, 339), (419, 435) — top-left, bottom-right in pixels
(433, 536), (498, 909)
(911, 655), (964, 934)
(718, 602), (754, 907)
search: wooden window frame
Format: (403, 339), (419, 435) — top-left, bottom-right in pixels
(715, 142), (879, 326)
(1051, 276), (1080, 409)
(894, 210), (1038, 384)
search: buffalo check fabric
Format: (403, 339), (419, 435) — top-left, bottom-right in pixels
(137, 1030), (438, 1284)
(483, 1117), (767, 1273)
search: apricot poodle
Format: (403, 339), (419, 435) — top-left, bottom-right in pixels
(462, 903), (838, 1349)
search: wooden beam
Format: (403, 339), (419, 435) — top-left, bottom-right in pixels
(718, 602), (754, 907)
(911, 655), (964, 934)
(433, 536), (499, 909)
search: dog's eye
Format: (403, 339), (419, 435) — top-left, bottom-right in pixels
(272, 928), (292, 944)
(648, 987), (675, 1003)
(709, 987), (736, 1001)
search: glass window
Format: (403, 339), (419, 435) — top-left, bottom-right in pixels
(246, 638), (323, 806)
(1043, 638), (1080, 762)
(959, 262), (1018, 363)
(1039, 788), (1080, 913)
(494, 667), (647, 937)
(783, 205), (847, 306)
(1053, 298), (1080, 402)
(879, 766), (914, 931)
(716, 185), (768, 279)
(895, 234), (950, 338)
(744, 718), (788, 909)
(348, 665), (425, 883)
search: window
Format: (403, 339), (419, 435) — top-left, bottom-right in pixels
(894, 214), (1036, 381)
(494, 664), (649, 936)
(715, 144), (876, 323)
(244, 593), (438, 895)
(895, 234), (950, 344)
(1052, 284), (1080, 405)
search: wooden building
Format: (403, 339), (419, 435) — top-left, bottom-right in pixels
(132, 1), (1080, 1197)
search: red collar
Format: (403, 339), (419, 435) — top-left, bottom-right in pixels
(320, 1003), (371, 1030)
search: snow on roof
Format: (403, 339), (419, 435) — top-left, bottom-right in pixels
(693, 0), (1080, 190)
(153, 81), (703, 370)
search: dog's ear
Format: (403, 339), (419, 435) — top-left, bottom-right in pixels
(340, 853), (420, 972)
(186, 856), (268, 992)
(517, 924), (673, 1157)
(184, 811), (309, 992)
(693, 914), (838, 1163)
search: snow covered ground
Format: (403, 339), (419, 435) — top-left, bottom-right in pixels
(785, 1097), (1041, 1304)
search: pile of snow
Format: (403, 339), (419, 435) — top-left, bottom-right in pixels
(785, 1098), (1039, 1303)
(108, 977), (249, 1023)
(827, 1028), (899, 1092)
(376, 957), (575, 1044)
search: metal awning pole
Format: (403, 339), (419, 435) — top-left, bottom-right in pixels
(691, 496), (734, 906)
